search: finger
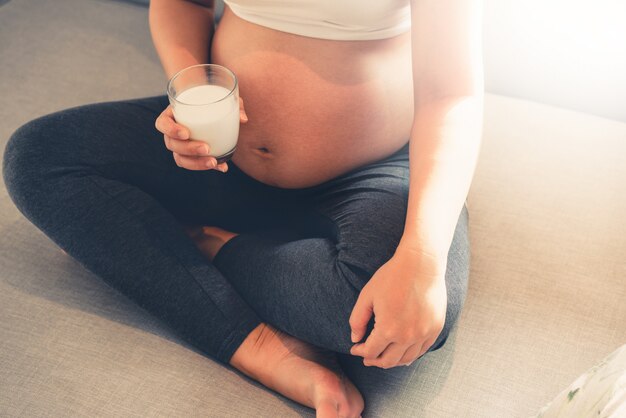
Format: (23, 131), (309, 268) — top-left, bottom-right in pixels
(239, 97), (248, 123)
(366, 343), (409, 369)
(350, 327), (390, 360)
(215, 162), (229, 173)
(164, 135), (211, 157)
(172, 153), (218, 171)
(398, 343), (423, 366)
(348, 289), (373, 343)
(156, 106), (189, 139)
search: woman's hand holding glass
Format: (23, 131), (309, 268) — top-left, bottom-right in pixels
(155, 97), (248, 172)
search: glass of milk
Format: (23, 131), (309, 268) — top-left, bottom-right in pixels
(167, 64), (240, 163)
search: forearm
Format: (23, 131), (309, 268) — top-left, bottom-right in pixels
(149, 0), (215, 79)
(398, 95), (483, 259)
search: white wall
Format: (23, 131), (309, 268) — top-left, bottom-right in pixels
(484, 0), (626, 122)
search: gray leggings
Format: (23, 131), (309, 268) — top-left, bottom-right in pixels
(2, 95), (469, 366)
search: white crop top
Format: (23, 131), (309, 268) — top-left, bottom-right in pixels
(223, 0), (411, 41)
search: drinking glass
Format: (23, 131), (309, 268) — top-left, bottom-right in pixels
(167, 64), (239, 163)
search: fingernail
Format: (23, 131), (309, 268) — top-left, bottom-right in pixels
(197, 145), (210, 155)
(351, 332), (358, 343)
(178, 130), (189, 139)
(205, 159), (216, 168)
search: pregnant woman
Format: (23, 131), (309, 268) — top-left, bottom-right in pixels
(3, 0), (483, 416)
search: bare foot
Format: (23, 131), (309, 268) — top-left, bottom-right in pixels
(231, 322), (364, 418)
(185, 226), (364, 416)
(184, 225), (238, 261)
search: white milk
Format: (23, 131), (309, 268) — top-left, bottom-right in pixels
(173, 85), (239, 157)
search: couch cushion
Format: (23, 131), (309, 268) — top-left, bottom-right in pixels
(447, 95), (626, 416)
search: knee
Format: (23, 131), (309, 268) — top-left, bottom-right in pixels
(427, 287), (466, 353)
(335, 196), (407, 285)
(428, 206), (470, 352)
(4, 121), (40, 198)
(3, 115), (64, 212)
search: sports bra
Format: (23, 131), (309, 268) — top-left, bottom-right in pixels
(222, 0), (411, 41)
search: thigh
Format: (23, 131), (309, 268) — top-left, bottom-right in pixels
(5, 95), (281, 227)
(303, 147), (470, 349)
(4, 96), (266, 364)
(303, 149), (412, 289)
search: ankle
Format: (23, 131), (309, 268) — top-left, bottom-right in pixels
(185, 226), (238, 261)
(229, 322), (273, 379)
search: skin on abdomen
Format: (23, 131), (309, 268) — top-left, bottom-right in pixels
(211, 7), (415, 188)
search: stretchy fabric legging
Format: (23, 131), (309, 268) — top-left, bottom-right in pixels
(3, 95), (469, 365)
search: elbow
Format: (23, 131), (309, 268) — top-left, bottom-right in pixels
(413, 64), (484, 108)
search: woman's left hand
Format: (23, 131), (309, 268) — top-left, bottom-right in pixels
(349, 248), (448, 368)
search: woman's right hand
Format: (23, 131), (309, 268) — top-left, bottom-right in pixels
(155, 98), (248, 172)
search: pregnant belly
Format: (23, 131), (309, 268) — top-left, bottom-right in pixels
(211, 7), (415, 188)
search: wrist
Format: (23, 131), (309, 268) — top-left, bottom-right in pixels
(395, 239), (449, 276)
(397, 233), (448, 259)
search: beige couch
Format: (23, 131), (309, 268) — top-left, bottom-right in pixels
(1, 0), (625, 416)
